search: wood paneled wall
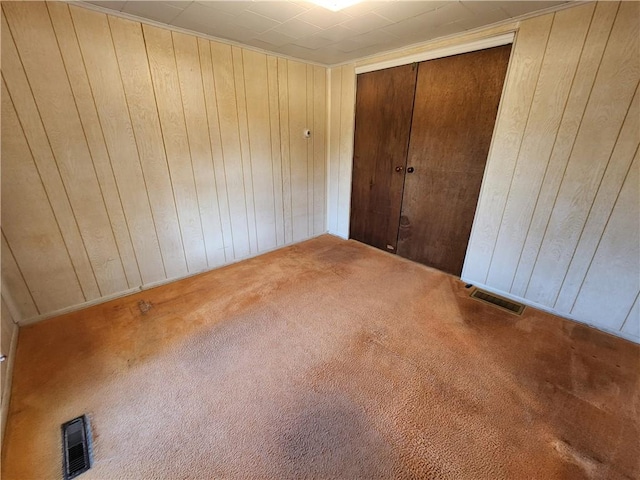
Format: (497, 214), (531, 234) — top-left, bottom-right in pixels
(327, 64), (355, 237)
(327, 2), (639, 342)
(1, 299), (18, 441)
(1, 2), (327, 323)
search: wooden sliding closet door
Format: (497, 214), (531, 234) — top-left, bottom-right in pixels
(350, 64), (417, 252)
(396, 45), (511, 275)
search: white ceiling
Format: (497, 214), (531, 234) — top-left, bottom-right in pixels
(83, 1), (569, 65)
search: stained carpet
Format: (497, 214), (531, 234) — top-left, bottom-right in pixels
(2, 235), (639, 479)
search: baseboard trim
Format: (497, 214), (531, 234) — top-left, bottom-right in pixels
(461, 278), (639, 344)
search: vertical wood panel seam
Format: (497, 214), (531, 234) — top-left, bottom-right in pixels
(3, 11), (92, 300)
(240, 49), (260, 252)
(266, 56), (279, 245)
(524, 2), (620, 297)
(336, 67), (343, 234)
(484, 12), (556, 284)
(287, 62), (294, 237)
(209, 41), (236, 259)
(171, 31), (208, 268)
(620, 290), (640, 331)
(277, 60), (287, 242)
(104, 17), (169, 278)
(310, 66), (315, 237)
(47, 3), (127, 293)
(325, 68), (330, 232)
(72, 11), (144, 285)
(508, 6), (596, 292)
(563, 109), (640, 312)
(1, 230), (41, 315)
(134, 23), (182, 276)
(2, 74), (84, 300)
(197, 38), (227, 261)
(139, 25), (187, 271)
(231, 48), (253, 255)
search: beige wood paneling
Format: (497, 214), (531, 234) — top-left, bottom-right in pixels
(267, 56), (285, 247)
(511, 1), (620, 296)
(288, 61), (309, 242)
(336, 64), (355, 237)
(556, 88), (639, 312)
(48, 3), (142, 290)
(4, 2), (128, 297)
(242, 49), (278, 252)
(571, 153), (639, 330)
(232, 46), (259, 256)
(328, 1), (639, 341)
(313, 66), (327, 236)
(327, 67), (342, 235)
(1, 234), (38, 320)
(1, 297), (18, 441)
(277, 57), (293, 244)
(462, 13), (553, 282)
(108, 15), (187, 280)
(1, 14), (101, 302)
(526, 1), (639, 306)
(622, 294), (640, 338)
(486, 3), (595, 291)
(1, 2), (326, 323)
(173, 31), (226, 268)
(197, 37), (233, 262)
(1, 81), (85, 312)
(70, 5), (167, 285)
(210, 41), (251, 259)
(144, 25), (208, 274)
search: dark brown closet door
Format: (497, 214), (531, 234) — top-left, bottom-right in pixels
(350, 64), (417, 252)
(396, 45), (512, 276)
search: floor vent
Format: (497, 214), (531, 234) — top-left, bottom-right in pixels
(62, 415), (92, 480)
(470, 289), (525, 315)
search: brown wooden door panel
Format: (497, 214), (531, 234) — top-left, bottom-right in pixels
(397, 45), (512, 275)
(350, 64), (417, 252)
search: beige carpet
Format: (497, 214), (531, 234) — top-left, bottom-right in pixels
(2, 235), (639, 479)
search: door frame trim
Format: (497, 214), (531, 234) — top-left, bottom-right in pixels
(354, 32), (515, 75)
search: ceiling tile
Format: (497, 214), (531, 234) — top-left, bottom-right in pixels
(275, 43), (318, 60)
(171, 3), (234, 31)
(162, 1), (191, 8)
(461, 1), (510, 14)
(296, 6), (351, 29)
(290, 1), (314, 12)
(316, 25), (356, 42)
(248, 1), (307, 23)
(334, 29), (398, 52)
(455, 7), (510, 30)
(373, 1), (447, 23)
(293, 34), (334, 50)
(340, 12), (392, 35)
(85, 1), (127, 11)
(231, 11), (280, 34)
(122, 1), (183, 24)
(205, 22), (257, 43)
(195, 1), (250, 16)
(500, 1), (566, 18)
(339, 1), (385, 16)
(255, 29), (299, 47)
(242, 38), (278, 52)
(271, 18), (322, 39)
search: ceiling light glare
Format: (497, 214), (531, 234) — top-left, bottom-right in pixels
(309, 0), (363, 12)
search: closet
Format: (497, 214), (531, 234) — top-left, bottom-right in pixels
(350, 45), (512, 276)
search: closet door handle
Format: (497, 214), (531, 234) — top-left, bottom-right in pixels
(395, 166), (404, 172)
(407, 167), (415, 173)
